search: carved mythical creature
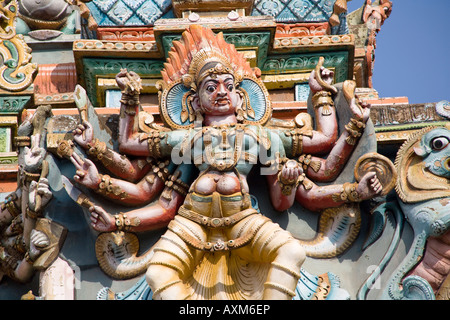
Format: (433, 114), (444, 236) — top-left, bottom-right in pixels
(66, 25), (384, 300)
(357, 104), (450, 300)
(382, 121), (450, 300)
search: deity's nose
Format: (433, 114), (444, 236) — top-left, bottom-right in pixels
(217, 83), (227, 96)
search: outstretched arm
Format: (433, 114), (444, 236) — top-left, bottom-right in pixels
(70, 152), (175, 206)
(73, 120), (153, 182)
(88, 164), (193, 233)
(296, 171), (382, 212)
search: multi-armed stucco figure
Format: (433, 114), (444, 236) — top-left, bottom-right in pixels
(68, 25), (383, 300)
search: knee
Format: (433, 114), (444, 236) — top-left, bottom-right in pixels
(276, 239), (306, 267)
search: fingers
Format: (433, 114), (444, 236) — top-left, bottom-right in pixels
(89, 205), (108, 229)
(281, 162), (301, 181)
(29, 180), (37, 191)
(36, 178), (52, 196)
(69, 152), (84, 170)
(74, 123), (85, 136)
(370, 175), (383, 194)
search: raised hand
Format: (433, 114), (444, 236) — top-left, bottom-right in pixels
(73, 120), (94, 149)
(70, 152), (101, 189)
(309, 66), (334, 93)
(349, 96), (371, 122)
(89, 205), (115, 232)
(115, 68), (142, 95)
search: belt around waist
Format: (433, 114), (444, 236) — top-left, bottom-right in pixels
(178, 206), (257, 228)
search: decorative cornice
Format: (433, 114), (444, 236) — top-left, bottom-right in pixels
(273, 34), (353, 51)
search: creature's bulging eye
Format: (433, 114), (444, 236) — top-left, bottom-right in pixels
(431, 137), (449, 150)
(206, 85), (215, 93)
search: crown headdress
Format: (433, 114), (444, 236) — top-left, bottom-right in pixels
(158, 25), (271, 129)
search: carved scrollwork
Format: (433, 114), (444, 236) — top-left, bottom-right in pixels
(0, 1), (37, 92)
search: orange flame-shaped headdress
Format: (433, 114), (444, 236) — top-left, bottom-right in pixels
(158, 25), (271, 129)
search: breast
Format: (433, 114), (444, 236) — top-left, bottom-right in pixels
(194, 172), (242, 195)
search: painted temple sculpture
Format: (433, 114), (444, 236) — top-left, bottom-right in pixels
(0, 0), (449, 300)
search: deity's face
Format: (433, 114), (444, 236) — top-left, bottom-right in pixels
(195, 73), (242, 117)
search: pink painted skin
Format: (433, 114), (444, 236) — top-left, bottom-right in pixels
(407, 229), (450, 293)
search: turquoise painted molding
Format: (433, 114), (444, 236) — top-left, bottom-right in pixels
(81, 58), (164, 107)
(0, 95), (32, 114)
(261, 51), (349, 82)
(80, 49), (349, 107)
(160, 31), (271, 65)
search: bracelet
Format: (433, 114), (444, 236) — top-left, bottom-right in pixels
(145, 160), (171, 184)
(14, 136), (31, 147)
(120, 93), (140, 116)
(98, 174), (127, 199)
(114, 213), (140, 232)
(1, 193), (20, 218)
(332, 182), (361, 203)
(312, 90), (334, 116)
(283, 129), (305, 157)
(87, 138), (106, 157)
(161, 171), (190, 200)
(147, 131), (167, 159)
(24, 251), (35, 264)
(26, 207), (42, 219)
(56, 140), (75, 159)
(344, 118), (366, 145)
(298, 154), (322, 173)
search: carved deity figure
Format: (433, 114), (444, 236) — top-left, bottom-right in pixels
(0, 106), (68, 298)
(68, 25), (382, 300)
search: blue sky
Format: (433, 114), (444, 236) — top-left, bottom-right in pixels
(347, 0), (450, 104)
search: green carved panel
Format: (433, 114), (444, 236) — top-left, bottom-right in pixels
(81, 58), (165, 107)
(0, 95), (32, 114)
(0, 127), (10, 153)
(260, 51), (349, 82)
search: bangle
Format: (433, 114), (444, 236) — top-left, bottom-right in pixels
(98, 174), (127, 199)
(284, 129), (304, 157)
(114, 213), (140, 231)
(24, 252), (35, 264)
(26, 207), (42, 219)
(312, 90), (334, 116)
(147, 131), (166, 159)
(298, 154), (322, 173)
(2, 193), (20, 218)
(161, 171), (190, 200)
(344, 118), (366, 145)
(332, 182), (361, 203)
(120, 93), (140, 116)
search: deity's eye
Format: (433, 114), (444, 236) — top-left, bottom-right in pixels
(227, 83), (234, 91)
(206, 85), (216, 93)
(431, 137), (449, 151)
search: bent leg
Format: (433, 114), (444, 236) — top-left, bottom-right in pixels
(263, 239), (305, 299)
(238, 217), (305, 300)
(146, 228), (198, 300)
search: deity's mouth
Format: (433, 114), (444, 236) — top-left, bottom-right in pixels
(214, 98), (230, 106)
